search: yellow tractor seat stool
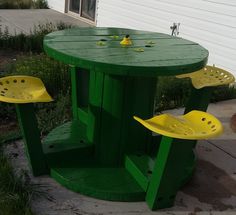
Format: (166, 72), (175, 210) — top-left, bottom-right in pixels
(134, 110), (223, 140)
(0, 75), (53, 176)
(176, 65), (235, 89)
(0, 75), (53, 103)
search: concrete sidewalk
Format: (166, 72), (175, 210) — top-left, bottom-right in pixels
(4, 99), (236, 215)
(0, 9), (91, 34)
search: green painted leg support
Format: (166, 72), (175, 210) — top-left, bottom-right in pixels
(184, 86), (213, 114)
(184, 86), (213, 148)
(71, 66), (80, 120)
(16, 103), (48, 176)
(146, 136), (195, 210)
(146, 136), (173, 209)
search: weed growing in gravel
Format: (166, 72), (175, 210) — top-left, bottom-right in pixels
(0, 147), (43, 215)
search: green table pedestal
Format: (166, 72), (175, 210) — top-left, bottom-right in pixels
(42, 72), (157, 201)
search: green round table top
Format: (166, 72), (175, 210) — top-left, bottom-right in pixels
(44, 27), (208, 76)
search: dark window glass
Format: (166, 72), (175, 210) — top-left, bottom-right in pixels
(70, 0), (80, 14)
(81, 0), (96, 21)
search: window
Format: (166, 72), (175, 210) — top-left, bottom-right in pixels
(81, 0), (96, 21)
(68, 0), (96, 22)
(69, 0), (80, 14)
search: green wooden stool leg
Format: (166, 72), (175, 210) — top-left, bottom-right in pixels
(146, 136), (173, 209)
(184, 86), (213, 114)
(146, 136), (195, 210)
(16, 103), (48, 176)
(184, 86), (213, 148)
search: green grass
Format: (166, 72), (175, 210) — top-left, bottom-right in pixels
(155, 76), (192, 112)
(6, 53), (70, 96)
(0, 155), (33, 215)
(0, 142), (46, 215)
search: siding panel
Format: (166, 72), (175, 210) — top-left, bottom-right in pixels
(97, 0), (236, 76)
(47, 0), (65, 13)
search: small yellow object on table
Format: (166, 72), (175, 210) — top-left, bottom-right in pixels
(120, 35), (132, 46)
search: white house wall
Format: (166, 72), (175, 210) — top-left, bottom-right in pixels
(96, 0), (236, 76)
(47, 0), (65, 13)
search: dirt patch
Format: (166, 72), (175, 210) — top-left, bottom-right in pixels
(182, 159), (236, 211)
(0, 50), (19, 72)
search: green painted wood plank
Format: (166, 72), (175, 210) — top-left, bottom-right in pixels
(44, 40), (197, 50)
(43, 121), (94, 168)
(125, 154), (154, 191)
(68, 49), (206, 63)
(51, 167), (145, 201)
(118, 76), (156, 159)
(77, 108), (88, 125)
(87, 70), (104, 143)
(44, 35), (187, 43)
(48, 49), (205, 62)
(97, 74), (125, 166)
(146, 136), (173, 210)
(146, 137), (196, 210)
(45, 38), (200, 53)
(55, 44), (205, 55)
(44, 35), (172, 42)
(44, 27), (172, 37)
(70, 66), (79, 119)
(43, 121), (91, 150)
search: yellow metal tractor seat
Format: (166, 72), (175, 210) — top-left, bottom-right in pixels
(0, 75), (53, 103)
(134, 110), (223, 140)
(176, 65), (235, 89)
